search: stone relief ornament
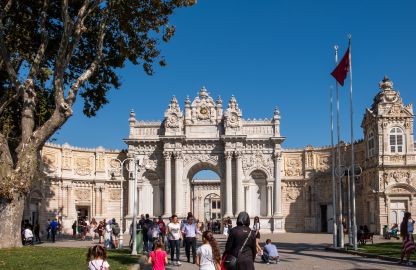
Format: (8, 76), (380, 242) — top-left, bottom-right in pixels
(109, 159), (122, 177)
(190, 87), (217, 123)
(42, 152), (57, 172)
(286, 187), (301, 201)
(164, 96), (183, 130)
(224, 95), (243, 132)
(109, 189), (121, 200)
(242, 152), (273, 177)
(75, 156), (93, 176)
(284, 156), (303, 177)
(383, 170), (413, 186)
(75, 189), (90, 201)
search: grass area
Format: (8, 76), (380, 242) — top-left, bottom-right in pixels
(358, 242), (416, 260)
(0, 246), (140, 270)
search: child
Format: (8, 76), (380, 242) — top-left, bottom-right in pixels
(196, 231), (221, 270)
(147, 241), (168, 270)
(86, 245), (110, 270)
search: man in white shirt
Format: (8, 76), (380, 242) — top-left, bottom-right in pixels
(182, 216), (202, 264)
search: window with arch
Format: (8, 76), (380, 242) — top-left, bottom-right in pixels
(389, 127), (404, 153)
(367, 131), (375, 157)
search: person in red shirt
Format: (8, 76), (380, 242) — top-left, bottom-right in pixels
(157, 216), (166, 246)
(148, 241), (168, 270)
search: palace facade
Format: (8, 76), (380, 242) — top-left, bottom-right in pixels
(26, 77), (416, 235)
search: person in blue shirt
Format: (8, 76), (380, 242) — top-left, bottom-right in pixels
(261, 239), (279, 264)
(49, 219), (59, 243)
(181, 216), (202, 263)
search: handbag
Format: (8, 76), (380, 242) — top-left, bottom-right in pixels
(222, 230), (252, 270)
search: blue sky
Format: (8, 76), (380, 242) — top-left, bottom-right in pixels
(54, 0), (416, 151)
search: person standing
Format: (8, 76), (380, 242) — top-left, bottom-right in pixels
(182, 216), (202, 264)
(104, 220), (113, 249)
(157, 216), (166, 244)
(399, 212), (415, 265)
(253, 216), (260, 234)
(34, 222), (41, 243)
(72, 220), (77, 239)
(97, 220), (105, 244)
(111, 218), (121, 248)
(45, 218), (51, 240)
(224, 212), (256, 270)
(196, 231), (221, 270)
(90, 218), (98, 241)
(151, 219), (161, 249)
(168, 214), (182, 266)
(143, 214), (153, 252)
(49, 219), (58, 243)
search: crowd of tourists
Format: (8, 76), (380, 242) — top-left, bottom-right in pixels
(124, 211), (279, 270)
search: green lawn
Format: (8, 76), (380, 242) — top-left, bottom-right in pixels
(0, 246), (140, 270)
(358, 242), (416, 260)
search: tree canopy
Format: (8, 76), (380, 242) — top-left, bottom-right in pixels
(0, 0), (195, 196)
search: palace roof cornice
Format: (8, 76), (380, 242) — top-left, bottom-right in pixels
(44, 142), (123, 153)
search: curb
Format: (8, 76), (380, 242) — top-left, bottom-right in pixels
(325, 246), (414, 264)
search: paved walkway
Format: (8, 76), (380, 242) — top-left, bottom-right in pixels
(37, 233), (410, 270)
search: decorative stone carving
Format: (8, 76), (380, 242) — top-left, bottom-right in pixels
(242, 152), (273, 177)
(224, 95), (243, 134)
(75, 189), (91, 201)
(383, 170), (412, 186)
(286, 187), (301, 201)
(284, 156), (303, 177)
(42, 152), (57, 173)
(62, 146), (72, 169)
(74, 156), (93, 176)
(109, 159), (122, 177)
(189, 87), (218, 124)
(164, 96), (183, 134)
(109, 189), (121, 200)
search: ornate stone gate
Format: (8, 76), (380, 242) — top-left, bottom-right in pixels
(125, 87), (285, 232)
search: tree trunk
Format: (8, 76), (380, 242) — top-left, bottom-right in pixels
(0, 193), (26, 248)
(0, 142), (38, 248)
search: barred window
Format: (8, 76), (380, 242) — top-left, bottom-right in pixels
(367, 132), (375, 156)
(390, 127), (404, 153)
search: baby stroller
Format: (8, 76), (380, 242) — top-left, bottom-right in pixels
(22, 228), (34, 246)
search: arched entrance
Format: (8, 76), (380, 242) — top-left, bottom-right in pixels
(186, 163), (222, 222)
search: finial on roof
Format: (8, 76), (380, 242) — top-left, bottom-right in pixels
(379, 75), (393, 91)
(199, 86), (208, 99)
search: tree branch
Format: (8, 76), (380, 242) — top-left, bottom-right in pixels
(66, 14), (107, 106)
(27, 0), (49, 79)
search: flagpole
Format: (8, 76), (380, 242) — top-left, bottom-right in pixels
(348, 34), (358, 251)
(330, 85), (338, 248)
(335, 45), (344, 248)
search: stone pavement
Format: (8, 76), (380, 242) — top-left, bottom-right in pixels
(37, 233), (410, 270)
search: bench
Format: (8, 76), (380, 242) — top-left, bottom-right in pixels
(358, 232), (374, 245)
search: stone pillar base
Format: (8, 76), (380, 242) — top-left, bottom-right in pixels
(271, 216), (285, 233)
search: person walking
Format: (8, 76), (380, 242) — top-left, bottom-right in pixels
(223, 212), (256, 270)
(182, 216), (202, 264)
(167, 214), (182, 266)
(147, 241), (168, 270)
(151, 219), (161, 249)
(97, 220), (105, 244)
(111, 218), (121, 249)
(399, 212), (415, 265)
(196, 231), (221, 270)
(45, 218), (51, 240)
(72, 220), (77, 239)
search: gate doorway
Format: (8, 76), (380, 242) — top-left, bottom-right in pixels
(320, 205), (328, 232)
(76, 206), (90, 221)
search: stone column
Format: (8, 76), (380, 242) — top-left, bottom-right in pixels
(163, 152), (172, 217)
(273, 153), (282, 216)
(267, 185), (273, 217)
(235, 151), (244, 214)
(224, 151), (233, 217)
(174, 152), (184, 216)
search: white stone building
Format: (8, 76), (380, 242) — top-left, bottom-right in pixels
(26, 77), (416, 235)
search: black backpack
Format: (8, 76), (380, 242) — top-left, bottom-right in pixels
(112, 223), (120, 235)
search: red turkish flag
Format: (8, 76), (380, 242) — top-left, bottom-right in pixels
(331, 47), (350, 86)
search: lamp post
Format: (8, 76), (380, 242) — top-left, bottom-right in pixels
(111, 157), (137, 250)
